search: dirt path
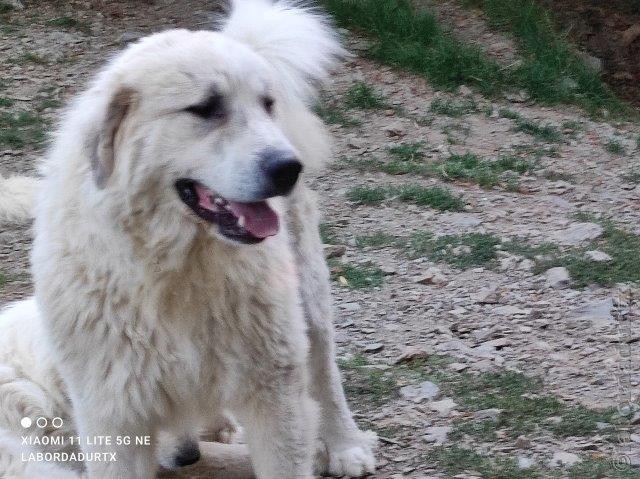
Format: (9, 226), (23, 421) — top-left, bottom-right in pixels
(1, 1), (639, 478)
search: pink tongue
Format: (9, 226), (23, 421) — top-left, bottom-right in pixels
(227, 201), (279, 238)
(194, 184), (279, 239)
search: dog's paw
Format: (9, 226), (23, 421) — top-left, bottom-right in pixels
(316, 430), (377, 477)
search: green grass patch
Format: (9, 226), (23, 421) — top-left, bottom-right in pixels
(566, 458), (640, 479)
(339, 354), (398, 406)
(537, 223), (640, 287)
(355, 231), (399, 248)
(429, 97), (478, 117)
(0, 271), (5, 289)
(500, 239), (558, 259)
(322, 0), (505, 96)
(623, 166), (640, 184)
(36, 98), (62, 111)
(542, 169), (574, 182)
(0, 97), (14, 107)
(344, 81), (387, 109)
(18, 52), (47, 65)
(605, 138), (626, 155)
(440, 152), (535, 187)
(561, 119), (583, 132)
(388, 141), (425, 162)
(0, 110), (47, 149)
(347, 184), (464, 211)
(319, 222), (340, 245)
(461, 0), (629, 116)
(411, 232), (500, 268)
(346, 144), (535, 189)
(314, 99), (361, 127)
(499, 109), (562, 142)
(346, 186), (388, 204)
(0, 1), (15, 14)
(447, 371), (622, 440)
(427, 446), (542, 478)
(46, 16), (91, 34)
(329, 261), (384, 289)
(323, 0), (629, 116)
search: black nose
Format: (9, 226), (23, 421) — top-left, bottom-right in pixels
(261, 149), (303, 196)
(173, 440), (201, 468)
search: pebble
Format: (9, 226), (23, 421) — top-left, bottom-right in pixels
(429, 398), (457, 416)
(394, 345), (429, 364)
(363, 343), (384, 353)
(555, 222), (604, 246)
(422, 426), (452, 444)
(545, 267), (570, 289)
(400, 381), (440, 402)
(324, 244), (346, 259)
(383, 120), (406, 137)
(584, 250), (613, 262)
(550, 451), (581, 467)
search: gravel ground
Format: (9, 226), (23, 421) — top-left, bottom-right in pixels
(1, 1), (639, 478)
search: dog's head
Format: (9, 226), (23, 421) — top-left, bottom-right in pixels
(83, 1), (343, 246)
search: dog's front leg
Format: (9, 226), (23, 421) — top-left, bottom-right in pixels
(232, 365), (317, 479)
(70, 398), (156, 479)
(289, 191), (377, 477)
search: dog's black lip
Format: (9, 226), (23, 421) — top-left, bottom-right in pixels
(175, 178), (265, 244)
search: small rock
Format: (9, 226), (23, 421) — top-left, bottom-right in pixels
(577, 51), (602, 72)
(119, 31), (144, 44)
(383, 120), (405, 137)
(518, 456), (535, 469)
(324, 244), (346, 259)
(347, 137), (367, 149)
(506, 91), (529, 103)
(570, 298), (614, 327)
(473, 408), (502, 421)
(448, 362), (468, 372)
(518, 258), (535, 271)
(339, 302), (361, 312)
(429, 398), (457, 416)
(630, 412), (640, 425)
(457, 85), (473, 96)
(555, 222), (604, 246)
(415, 267), (448, 286)
(545, 267), (570, 289)
(515, 436), (531, 449)
(400, 381), (440, 401)
(3, 0), (24, 9)
(452, 245), (472, 256)
(493, 305), (529, 316)
(363, 343), (384, 354)
(550, 451), (581, 467)
(584, 250), (612, 262)
(422, 426), (452, 444)
(394, 345), (429, 364)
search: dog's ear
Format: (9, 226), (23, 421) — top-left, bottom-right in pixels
(91, 87), (136, 188)
(222, 0), (346, 104)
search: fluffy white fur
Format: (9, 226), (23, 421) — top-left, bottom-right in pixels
(0, 1), (375, 478)
(0, 174), (41, 223)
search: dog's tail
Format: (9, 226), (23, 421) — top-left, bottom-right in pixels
(0, 174), (41, 222)
(222, 0), (346, 103)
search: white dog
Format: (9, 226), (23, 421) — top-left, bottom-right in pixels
(0, 1), (376, 477)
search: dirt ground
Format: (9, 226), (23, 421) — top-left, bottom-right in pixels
(538, 0), (640, 108)
(1, 0), (640, 478)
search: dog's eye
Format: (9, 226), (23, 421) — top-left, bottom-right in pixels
(262, 96), (274, 115)
(186, 94), (226, 120)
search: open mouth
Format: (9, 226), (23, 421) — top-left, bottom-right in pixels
(175, 179), (279, 244)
